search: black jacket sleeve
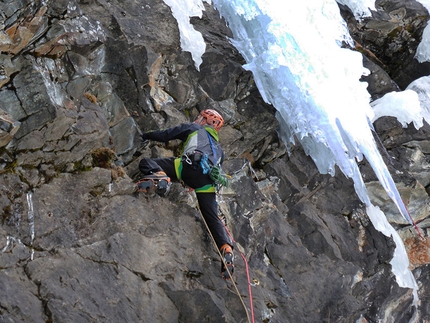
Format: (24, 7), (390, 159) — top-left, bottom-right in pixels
(141, 123), (201, 142)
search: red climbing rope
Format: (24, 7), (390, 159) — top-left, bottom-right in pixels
(222, 222), (255, 323)
(241, 251), (256, 323)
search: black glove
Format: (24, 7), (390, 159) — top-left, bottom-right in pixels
(141, 132), (150, 140)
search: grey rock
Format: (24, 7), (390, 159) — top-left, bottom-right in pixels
(0, 89), (26, 120)
(109, 116), (138, 156)
(1, 1), (430, 322)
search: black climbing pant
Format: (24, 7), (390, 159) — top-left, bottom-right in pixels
(139, 157), (232, 249)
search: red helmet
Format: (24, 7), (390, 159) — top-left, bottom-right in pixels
(195, 109), (224, 131)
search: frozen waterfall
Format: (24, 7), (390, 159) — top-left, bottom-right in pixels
(164, 0), (430, 304)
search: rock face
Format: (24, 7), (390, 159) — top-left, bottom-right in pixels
(341, 0), (430, 90)
(1, 1), (430, 322)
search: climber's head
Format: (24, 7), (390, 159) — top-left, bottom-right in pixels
(195, 109), (224, 132)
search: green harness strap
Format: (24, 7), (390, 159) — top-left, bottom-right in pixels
(174, 158), (183, 180)
(195, 184), (216, 193)
(174, 158), (216, 193)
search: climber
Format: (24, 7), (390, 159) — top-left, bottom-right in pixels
(137, 109), (234, 279)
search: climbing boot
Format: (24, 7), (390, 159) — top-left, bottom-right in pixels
(155, 178), (171, 196)
(137, 171), (171, 196)
(220, 244), (234, 280)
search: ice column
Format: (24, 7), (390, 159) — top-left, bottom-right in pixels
(27, 192), (35, 260)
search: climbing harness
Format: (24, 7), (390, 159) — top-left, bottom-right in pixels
(182, 151), (203, 169)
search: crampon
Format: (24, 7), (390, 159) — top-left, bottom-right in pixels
(137, 173), (171, 196)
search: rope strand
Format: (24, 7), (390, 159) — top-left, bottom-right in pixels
(221, 220), (255, 323)
(193, 192), (254, 323)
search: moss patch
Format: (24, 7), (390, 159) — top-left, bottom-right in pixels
(91, 148), (116, 168)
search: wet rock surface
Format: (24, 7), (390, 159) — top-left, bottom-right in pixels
(1, 1), (430, 322)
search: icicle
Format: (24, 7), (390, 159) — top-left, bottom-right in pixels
(162, 0), (207, 70)
(366, 205), (418, 306)
(27, 192), (35, 260)
(1, 236), (22, 253)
